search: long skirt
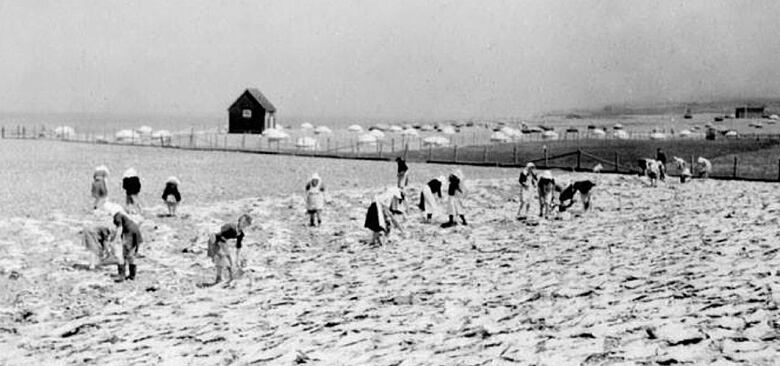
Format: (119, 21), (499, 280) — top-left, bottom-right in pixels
(418, 186), (439, 215)
(447, 195), (465, 216)
(207, 234), (233, 268)
(364, 202), (390, 233)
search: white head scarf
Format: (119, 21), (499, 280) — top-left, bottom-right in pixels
(375, 187), (402, 207)
(122, 168), (138, 178)
(166, 176), (180, 185)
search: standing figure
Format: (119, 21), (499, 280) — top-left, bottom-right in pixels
(122, 168), (142, 214)
(91, 165), (110, 209)
(697, 157), (712, 178)
(207, 214), (252, 284)
(364, 187), (404, 246)
(161, 176), (181, 217)
(656, 148), (668, 181)
(82, 225), (115, 270)
(516, 163), (538, 220)
(395, 157), (410, 214)
(305, 173), (326, 227)
(110, 206), (143, 282)
(441, 169), (468, 228)
(418, 176), (445, 222)
(537, 170), (557, 218)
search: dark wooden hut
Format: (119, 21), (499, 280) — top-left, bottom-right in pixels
(228, 88), (277, 134)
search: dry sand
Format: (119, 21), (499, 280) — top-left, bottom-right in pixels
(0, 167), (778, 365)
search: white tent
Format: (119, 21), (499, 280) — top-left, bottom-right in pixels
(115, 129), (141, 142)
(490, 131), (512, 143)
(725, 130), (738, 138)
(770, 114), (779, 120)
(441, 126), (456, 135)
(54, 126), (76, 138)
(369, 129), (386, 140)
(678, 129), (692, 137)
(357, 134), (378, 145)
(500, 127), (522, 139)
(151, 130), (172, 143)
(300, 122), (314, 130)
(347, 124), (363, 133)
(420, 124), (435, 131)
(295, 136), (318, 150)
(613, 130), (629, 139)
(401, 128), (419, 136)
(314, 126), (332, 134)
(263, 128), (290, 141)
(388, 125), (403, 133)
(137, 126), (153, 135)
(613, 123), (624, 130)
(649, 132), (667, 140)
(422, 136), (450, 147)
(541, 130), (559, 140)
(591, 128), (606, 136)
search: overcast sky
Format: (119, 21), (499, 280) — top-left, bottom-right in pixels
(1, 0), (779, 119)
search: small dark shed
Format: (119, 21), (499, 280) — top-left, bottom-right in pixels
(228, 88), (277, 134)
(735, 105), (764, 119)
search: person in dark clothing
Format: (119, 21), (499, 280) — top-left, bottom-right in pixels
(418, 176), (445, 222)
(395, 157), (410, 214)
(122, 168), (142, 214)
(656, 148), (667, 181)
(207, 214), (252, 284)
(558, 180), (597, 213)
(111, 210), (143, 282)
(441, 169), (467, 228)
(161, 176), (181, 217)
(364, 187), (404, 247)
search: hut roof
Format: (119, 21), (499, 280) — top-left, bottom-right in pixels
(230, 88), (276, 112)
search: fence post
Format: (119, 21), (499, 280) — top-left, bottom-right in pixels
(483, 145), (488, 162)
(378, 142), (383, 158)
(614, 152), (619, 172)
(403, 144), (409, 160)
(777, 159), (780, 181)
(224, 134), (228, 149)
(1, 126), (4, 138)
(453, 145), (458, 162)
(544, 146), (549, 167)
(690, 155), (694, 173)
(513, 145), (518, 165)
(732, 156), (738, 178)
(391, 138), (395, 153)
(22, 126), (26, 139)
(577, 149), (582, 170)
(241, 134), (246, 149)
(428, 145), (433, 161)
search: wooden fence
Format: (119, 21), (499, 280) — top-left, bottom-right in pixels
(4, 125), (780, 182)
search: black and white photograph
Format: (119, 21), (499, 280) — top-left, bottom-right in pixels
(1, 1), (779, 364)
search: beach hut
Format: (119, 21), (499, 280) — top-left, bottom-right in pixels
(347, 125), (363, 133)
(227, 88), (277, 134)
(735, 106), (764, 119)
(54, 126), (76, 139)
(295, 137), (318, 150)
(314, 126), (332, 134)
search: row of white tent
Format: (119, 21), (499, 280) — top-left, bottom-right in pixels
(298, 123), (459, 135)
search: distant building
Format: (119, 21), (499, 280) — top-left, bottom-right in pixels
(228, 88), (277, 134)
(735, 105), (764, 119)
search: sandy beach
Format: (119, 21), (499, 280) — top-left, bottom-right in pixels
(1, 164), (778, 365)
